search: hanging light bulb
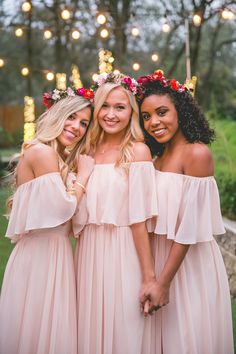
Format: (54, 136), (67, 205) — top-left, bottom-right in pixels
(0, 58), (5, 67)
(108, 56), (114, 63)
(71, 30), (80, 40)
(100, 28), (109, 39)
(193, 13), (202, 26)
(162, 23), (170, 33)
(15, 27), (24, 37)
(46, 72), (54, 81)
(21, 1), (31, 12)
(151, 53), (159, 62)
(44, 29), (52, 39)
(21, 67), (29, 76)
(96, 13), (107, 25)
(131, 27), (140, 37)
(221, 9), (234, 20)
(61, 9), (71, 20)
(132, 63), (140, 71)
(92, 73), (99, 81)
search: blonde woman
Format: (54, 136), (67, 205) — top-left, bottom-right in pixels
(0, 87), (94, 354)
(73, 74), (158, 354)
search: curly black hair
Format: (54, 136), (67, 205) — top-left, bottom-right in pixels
(138, 81), (215, 156)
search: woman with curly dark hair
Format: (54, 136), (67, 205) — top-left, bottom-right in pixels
(137, 71), (233, 354)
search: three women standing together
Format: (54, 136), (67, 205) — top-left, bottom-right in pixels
(0, 71), (234, 354)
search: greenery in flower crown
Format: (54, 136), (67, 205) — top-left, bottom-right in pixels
(42, 87), (94, 110)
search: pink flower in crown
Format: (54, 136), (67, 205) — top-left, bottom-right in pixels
(67, 87), (76, 97)
(123, 76), (132, 85)
(137, 76), (150, 85)
(77, 88), (86, 96)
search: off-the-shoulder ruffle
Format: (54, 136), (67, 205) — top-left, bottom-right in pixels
(6, 172), (77, 242)
(150, 171), (225, 244)
(72, 162), (158, 236)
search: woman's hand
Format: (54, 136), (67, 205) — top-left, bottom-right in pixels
(140, 279), (170, 316)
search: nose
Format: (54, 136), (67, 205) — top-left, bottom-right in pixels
(150, 114), (161, 127)
(106, 108), (115, 119)
(71, 119), (81, 131)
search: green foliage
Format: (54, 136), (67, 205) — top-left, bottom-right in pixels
(0, 128), (23, 148)
(210, 119), (236, 219)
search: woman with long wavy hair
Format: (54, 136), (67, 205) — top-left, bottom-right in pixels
(73, 74), (158, 354)
(0, 87), (94, 354)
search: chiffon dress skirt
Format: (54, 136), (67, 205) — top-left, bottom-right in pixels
(0, 172), (78, 354)
(142, 171), (234, 354)
(73, 162), (158, 354)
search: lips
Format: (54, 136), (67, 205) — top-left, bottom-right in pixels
(63, 129), (77, 139)
(151, 128), (167, 138)
(104, 119), (119, 127)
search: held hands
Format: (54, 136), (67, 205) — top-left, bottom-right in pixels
(140, 279), (170, 316)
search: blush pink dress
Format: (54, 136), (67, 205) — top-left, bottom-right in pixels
(73, 162), (158, 354)
(142, 170), (234, 354)
(0, 172), (78, 354)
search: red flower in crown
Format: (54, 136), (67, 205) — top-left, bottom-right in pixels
(170, 79), (180, 91)
(84, 89), (94, 100)
(42, 93), (53, 109)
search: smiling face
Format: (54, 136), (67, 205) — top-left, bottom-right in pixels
(57, 106), (91, 148)
(141, 94), (182, 144)
(97, 87), (132, 137)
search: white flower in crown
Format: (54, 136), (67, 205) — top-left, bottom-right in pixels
(96, 73), (109, 86)
(66, 87), (76, 97)
(52, 89), (61, 100)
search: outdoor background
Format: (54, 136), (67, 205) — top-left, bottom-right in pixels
(0, 0), (236, 350)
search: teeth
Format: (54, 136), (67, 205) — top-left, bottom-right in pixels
(153, 128), (166, 136)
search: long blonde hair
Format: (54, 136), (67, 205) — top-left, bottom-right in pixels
(6, 95), (92, 213)
(84, 83), (143, 165)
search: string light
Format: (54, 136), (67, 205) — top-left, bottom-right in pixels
(56, 73), (66, 90)
(21, 1), (32, 12)
(24, 96), (35, 142)
(15, 28), (24, 37)
(92, 73), (99, 81)
(162, 23), (170, 33)
(96, 13), (107, 25)
(21, 67), (29, 76)
(71, 30), (80, 40)
(113, 69), (120, 75)
(192, 14), (202, 26)
(108, 56), (114, 63)
(221, 9), (234, 20)
(44, 30), (52, 39)
(100, 28), (109, 39)
(132, 63), (140, 71)
(46, 72), (54, 81)
(0, 58), (5, 67)
(99, 49), (113, 74)
(131, 27), (140, 36)
(151, 53), (159, 62)
(61, 9), (71, 20)
(71, 64), (83, 89)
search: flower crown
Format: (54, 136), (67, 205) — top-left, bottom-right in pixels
(92, 72), (139, 96)
(42, 87), (94, 110)
(137, 70), (188, 100)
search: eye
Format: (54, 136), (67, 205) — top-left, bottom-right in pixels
(157, 109), (168, 117)
(80, 121), (88, 128)
(116, 105), (125, 110)
(67, 114), (75, 121)
(102, 103), (108, 108)
(142, 113), (150, 121)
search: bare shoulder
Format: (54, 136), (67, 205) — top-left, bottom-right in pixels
(24, 143), (59, 176)
(183, 143), (214, 177)
(133, 142), (152, 162)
